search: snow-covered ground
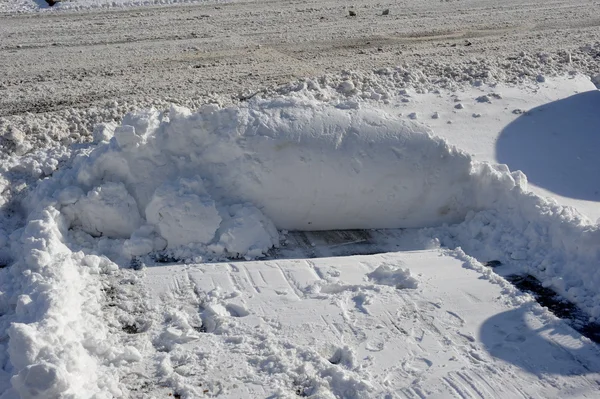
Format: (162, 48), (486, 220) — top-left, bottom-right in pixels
(1, 0), (600, 398)
(382, 75), (600, 223)
(123, 251), (600, 398)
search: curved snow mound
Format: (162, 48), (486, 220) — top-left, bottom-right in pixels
(57, 98), (524, 257)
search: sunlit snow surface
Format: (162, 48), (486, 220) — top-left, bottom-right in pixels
(0, 76), (599, 398)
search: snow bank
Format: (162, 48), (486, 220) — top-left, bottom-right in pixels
(51, 98), (526, 260)
(0, 206), (123, 398)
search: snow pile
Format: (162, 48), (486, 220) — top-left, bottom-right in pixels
(2, 94), (600, 396)
(38, 97), (532, 261)
(0, 207), (125, 398)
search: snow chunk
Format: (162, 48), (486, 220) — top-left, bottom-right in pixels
(145, 177), (221, 248)
(113, 125), (143, 149)
(92, 121), (117, 144)
(214, 204), (279, 258)
(11, 362), (69, 399)
(367, 263), (419, 289)
(65, 182), (142, 238)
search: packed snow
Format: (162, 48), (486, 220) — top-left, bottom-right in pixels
(128, 252), (600, 397)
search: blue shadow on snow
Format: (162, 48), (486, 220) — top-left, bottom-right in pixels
(496, 90), (600, 201)
(480, 305), (600, 377)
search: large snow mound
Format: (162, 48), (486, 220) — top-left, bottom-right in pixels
(37, 98), (529, 259)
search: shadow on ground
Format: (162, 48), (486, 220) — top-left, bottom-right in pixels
(496, 90), (600, 200)
(480, 305), (600, 376)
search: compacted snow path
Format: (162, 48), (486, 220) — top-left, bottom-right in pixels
(109, 250), (600, 398)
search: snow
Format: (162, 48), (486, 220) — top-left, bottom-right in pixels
(63, 182), (142, 238)
(21, 97), (535, 262)
(145, 177), (222, 248)
(1, 207), (122, 398)
(1, 1), (600, 393)
(366, 263), (419, 289)
(382, 75), (600, 223)
(128, 251), (600, 398)
(2, 83), (599, 396)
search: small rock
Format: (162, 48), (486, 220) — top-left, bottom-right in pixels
(472, 113), (482, 118)
(447, 120), (453, 124)
(382, 9), (390, 15)
(454, 103), (464, 110)
(512, 108), (524, 115)
(476, 95), (491, 103)
(432, 112), (440, 119)
(536, 74), (546, 83)
(349, 10), (357, 17)
(490, 93), (503, 99)
(408, 112), (417, 120)
(401, 98), (410, 103)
